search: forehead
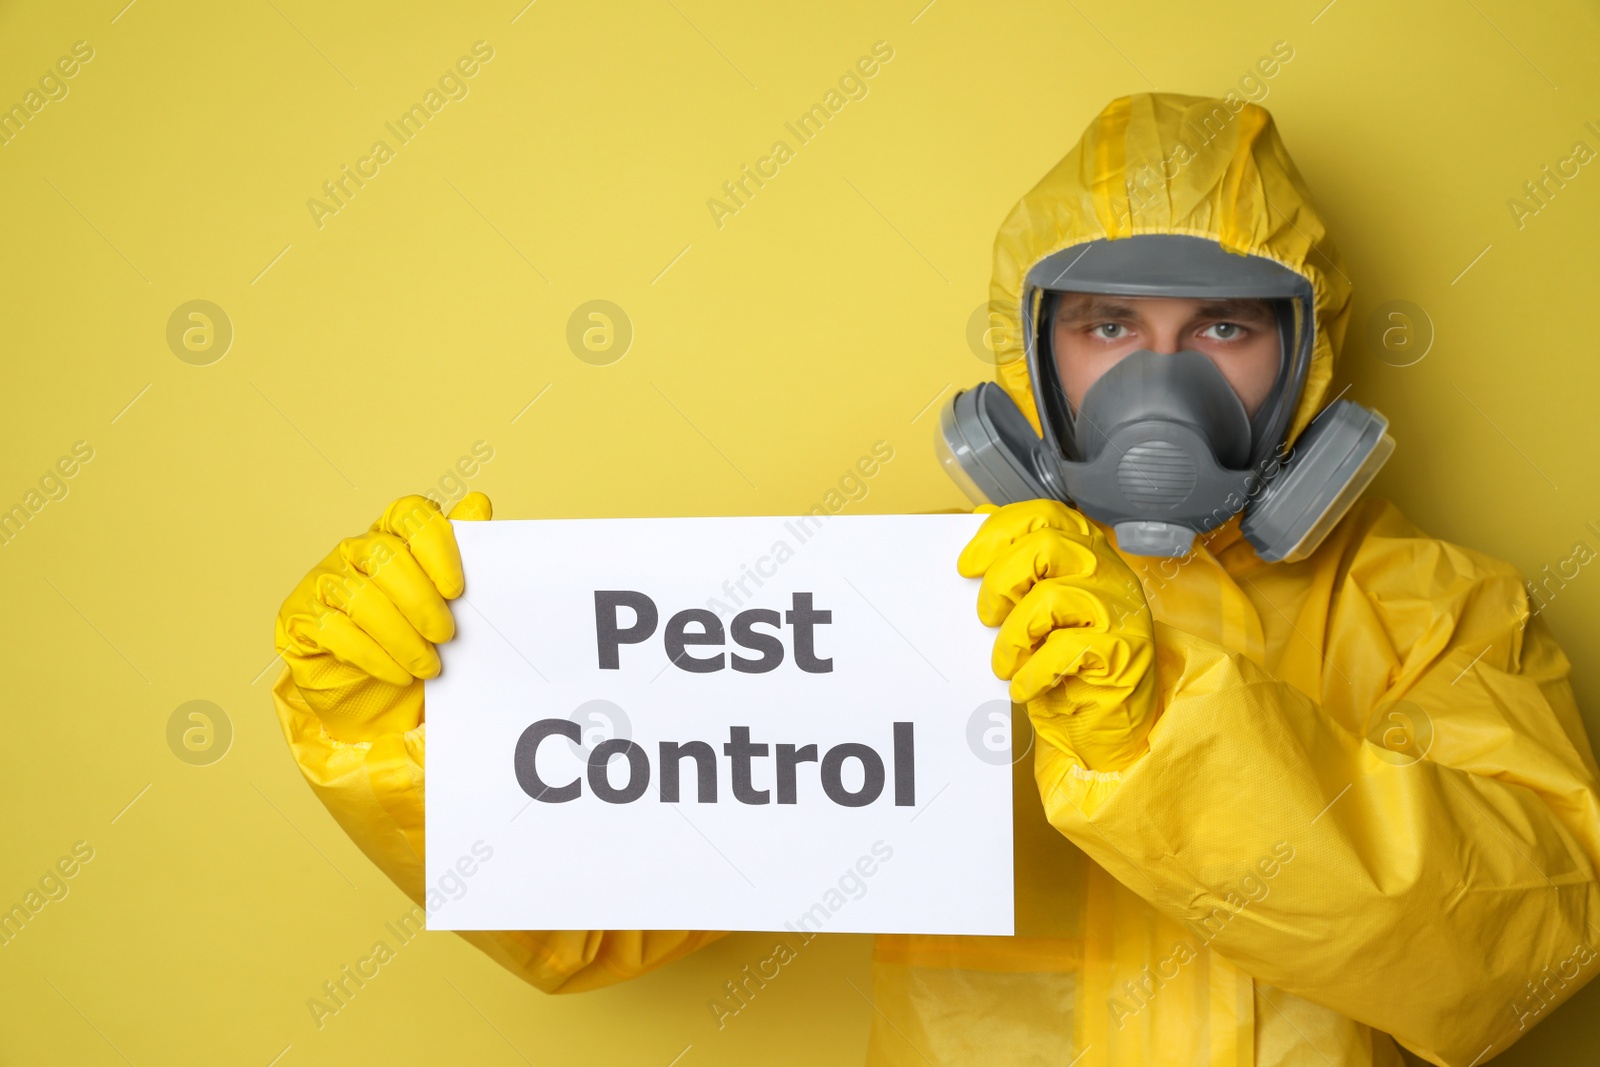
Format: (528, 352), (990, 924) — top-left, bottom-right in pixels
(1054, 293), (1276, 323)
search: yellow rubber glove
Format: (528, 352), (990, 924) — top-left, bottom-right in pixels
(957, 499), (1157, 773)
(274, 492), (492, 742)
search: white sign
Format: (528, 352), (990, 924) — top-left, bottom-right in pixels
(425, 514), (1014, 936)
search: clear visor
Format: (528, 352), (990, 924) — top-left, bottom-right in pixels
(1022, 236), (1315, 471)
(1043, 289), (1296, 460)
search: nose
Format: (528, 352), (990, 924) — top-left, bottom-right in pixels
(1149, 324), (1184, 355)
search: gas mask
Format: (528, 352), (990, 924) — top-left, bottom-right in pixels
(937, 234), (1393, 562)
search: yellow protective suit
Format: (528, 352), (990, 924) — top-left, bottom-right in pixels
(272, 92), (1600, 1066)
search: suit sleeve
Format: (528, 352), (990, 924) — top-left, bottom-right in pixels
(1035, 501), (1600, 1067)
(271, 668), (725, 993)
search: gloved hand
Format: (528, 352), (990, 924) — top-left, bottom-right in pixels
(275, 493), (492, 742)
(957, 499), (1157, 773)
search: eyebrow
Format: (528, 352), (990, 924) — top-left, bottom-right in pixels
(1191, 299), (1277, 324)
(1054, 296), (1140, 323)
(1053, 296), (1276, 325)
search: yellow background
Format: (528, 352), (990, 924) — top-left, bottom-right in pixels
(2, 0), (1598, 1063)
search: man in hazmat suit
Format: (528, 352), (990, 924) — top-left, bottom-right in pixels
(273, 93), (1600, 1066)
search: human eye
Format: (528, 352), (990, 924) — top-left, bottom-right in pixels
(1091, 322), (1128, 340)
(1199, 321), (1247, 341)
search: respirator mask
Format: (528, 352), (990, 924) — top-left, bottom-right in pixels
(937, 234), (1393, 562)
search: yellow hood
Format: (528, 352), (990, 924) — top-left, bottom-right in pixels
(989, 92), (1351, 447)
